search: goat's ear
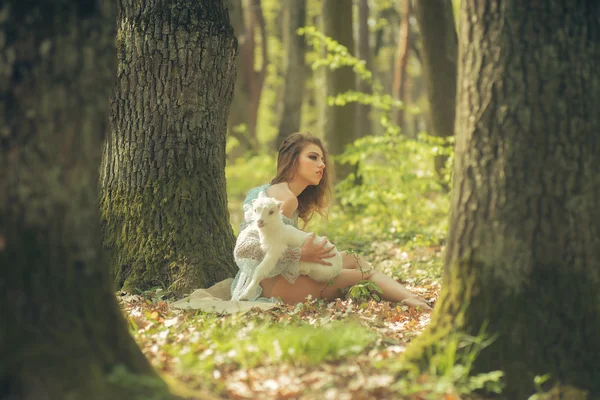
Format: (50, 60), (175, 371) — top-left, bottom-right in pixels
(275, 200), (283, 209)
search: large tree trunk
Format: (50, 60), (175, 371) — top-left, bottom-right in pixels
(356, 0), (373, 138)
(392, 0), (411, 131)
(409, 1), (600, 398)
(101, 0), (238, 294)
(413, 0), (457, 183)
(0, 1), (168, 398)
(320, 0), (357, 179)
(275, 0), (307, 147)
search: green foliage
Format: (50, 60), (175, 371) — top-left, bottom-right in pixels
(107, 365), (172, 400)
(348, 280), (384, 303)
(387, 331), (504, 398)
(293, 23), (453, 253)
(528, 376), (589, 400)
(299, 26), (374, 83)
(299, 24), (422, 118)
(373, 0), (397, 11)
(528, 374), (553, 400)
(308, 128), (451, 252)
(326, 90), (400, 110)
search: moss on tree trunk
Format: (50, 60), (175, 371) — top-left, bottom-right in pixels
(407, 1), (600, 398)
(100, 0), (238, 294)
(0, 1), (170, 398)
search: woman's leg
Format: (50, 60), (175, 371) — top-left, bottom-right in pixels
(340, 251), (370, 270)
(261, 269), (431, 310)
(339, 251), (431, 309)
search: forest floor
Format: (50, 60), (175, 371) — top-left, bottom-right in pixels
(118, 242), (491, 400)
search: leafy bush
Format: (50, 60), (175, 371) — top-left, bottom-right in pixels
(307, 128), (451, 252)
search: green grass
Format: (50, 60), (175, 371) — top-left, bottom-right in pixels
(175, 316), (376, 373)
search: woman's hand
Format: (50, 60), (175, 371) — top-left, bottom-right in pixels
(300, 233), (336, 266)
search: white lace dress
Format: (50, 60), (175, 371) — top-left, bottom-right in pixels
(230, 184), (302, 301)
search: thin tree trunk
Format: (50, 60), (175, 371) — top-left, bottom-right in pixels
(392, 0), (411, 130)
(413, 0), (457, 184)
(405, 19), (423, 138)
(101, 0), (238, 294)
(356, 0), (373, 138)
(320, 0), (357, 179)
(409, 1), (600, 398)
(227, 0), (254, 157)
(227, 0), (267, 156)
(275, 0), (307, 147)
(0, 2), (169, 398)
(245, 0), (268, 148)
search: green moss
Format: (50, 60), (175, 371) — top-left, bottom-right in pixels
(405, 258), (600, 399)
(107, 365), (175, 400)
(404, 259), (477, 364)
(100, 174), (236, 294)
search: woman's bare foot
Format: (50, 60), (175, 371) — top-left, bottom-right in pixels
(401, 296), (432, 311)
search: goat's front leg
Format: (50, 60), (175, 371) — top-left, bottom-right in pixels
(238, 249), (283, 301)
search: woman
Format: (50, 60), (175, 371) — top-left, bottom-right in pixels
(231, 132), (431, 310)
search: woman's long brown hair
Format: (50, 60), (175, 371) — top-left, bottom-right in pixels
(270, 132), (333, 223)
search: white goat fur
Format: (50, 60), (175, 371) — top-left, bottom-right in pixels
(237, 195), (343, 300)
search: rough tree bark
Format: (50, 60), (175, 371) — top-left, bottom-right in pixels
(392, 0), (411, 130)
(101, 0), (238, 294)
(356, 0), (373, 138)
(0, 1), (169, 398)
(275, 0), (307, 148)
(409, 1), (600, 398)
(320, 0), (357, 179)
(413, 0), (457, 183)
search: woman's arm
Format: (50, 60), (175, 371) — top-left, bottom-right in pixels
(234, 228), (302, 270)
(234, 226), (337, 284)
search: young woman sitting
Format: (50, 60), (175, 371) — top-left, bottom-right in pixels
(231, 132), (432, 311)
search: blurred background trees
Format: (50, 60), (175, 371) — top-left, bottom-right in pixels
(226, 0), (456, 250)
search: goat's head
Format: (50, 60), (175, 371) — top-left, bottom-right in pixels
(251, 196), (283, 229)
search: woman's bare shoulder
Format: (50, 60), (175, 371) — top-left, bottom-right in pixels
(267, 183), (298, 216)
(267, 182), (294, 201)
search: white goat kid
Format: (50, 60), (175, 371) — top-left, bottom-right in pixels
(237, 195), (343, 301)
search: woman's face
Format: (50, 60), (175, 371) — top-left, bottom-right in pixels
(295, 143), (326, 186)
